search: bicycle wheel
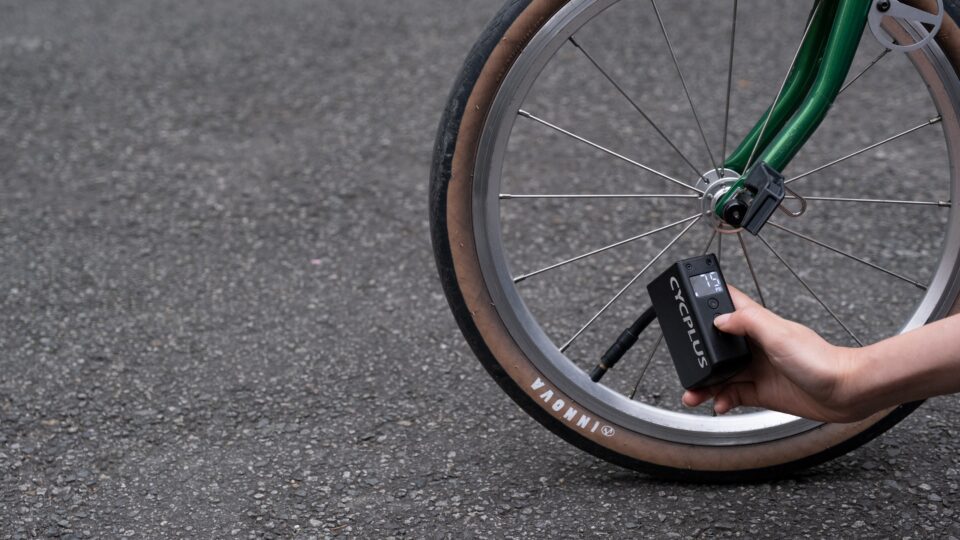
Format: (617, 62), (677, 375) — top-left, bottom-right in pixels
(430, 0), (960, 480)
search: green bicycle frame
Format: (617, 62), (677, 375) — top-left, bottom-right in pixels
(715, 0), (873, 215)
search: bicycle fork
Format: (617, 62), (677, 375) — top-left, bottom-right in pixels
(714, 0), (873, 233)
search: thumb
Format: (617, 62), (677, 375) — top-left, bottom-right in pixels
(714, 304), (781, 343)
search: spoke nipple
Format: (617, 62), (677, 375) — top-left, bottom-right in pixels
(931, 116), (943, 124)
(500, 194), (513, 200)
(568, 36), (581, 49)
(517, 109), (532, 119)
(514, 274), (528, 283)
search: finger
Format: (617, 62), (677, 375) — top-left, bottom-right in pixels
(682, 390), (707, 407)
(726, 285), (761, 311)
(682, 383), (724, 407)
(714, 302), (783, 344)
(682, 388), (711, 407)
(713, 382), (760, 415)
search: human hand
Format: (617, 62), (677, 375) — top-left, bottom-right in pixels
(681, 287), (868, 423)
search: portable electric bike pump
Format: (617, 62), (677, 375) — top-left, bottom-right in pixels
(590, 254), (751, 390)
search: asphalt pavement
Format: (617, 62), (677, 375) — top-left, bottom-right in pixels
(2, 0), (960, 537)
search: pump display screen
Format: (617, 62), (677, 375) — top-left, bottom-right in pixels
(690, 271), (724, 298)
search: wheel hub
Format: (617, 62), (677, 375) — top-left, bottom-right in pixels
(695, 168), (742, 232)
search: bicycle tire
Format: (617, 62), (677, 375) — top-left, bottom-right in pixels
(430, 0), (960, 481)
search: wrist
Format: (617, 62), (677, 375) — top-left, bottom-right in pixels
(831, 345), (878, 420)
(836, 343), (912, 421)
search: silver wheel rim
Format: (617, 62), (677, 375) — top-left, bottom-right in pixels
(472, 0), (960, 445)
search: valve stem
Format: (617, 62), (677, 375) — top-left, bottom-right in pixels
(589, 306), (657, 382)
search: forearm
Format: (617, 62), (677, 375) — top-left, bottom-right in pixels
(847, 313), (960, 413)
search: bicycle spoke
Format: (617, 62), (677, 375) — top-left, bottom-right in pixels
(786, 195), (950, 207)
(500, 193), (699, 200)
(838, 48), (890, 96)
(720, 0), (738, 167)
(518, 109), (703, 193)
(768, 221), (927, 290)
(700, 227), (718, 259)
(649, 0), (719, 174)
(514, 214), (700, 283)
(747, 2), (821, 169)
(629, 332), (663, 400)
(560, 217), (701, 352)
(738, 232), (766, 307)
(704, 231), (717, 256)
(786, 116), (942, 185)
(568, 37), (703, 180)
(715, 230), (721, 263)
(757, 234), (863, 346)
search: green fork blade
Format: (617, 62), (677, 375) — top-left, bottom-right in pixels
(716, 0), (872, 216)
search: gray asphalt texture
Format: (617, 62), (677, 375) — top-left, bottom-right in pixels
(2, 0), (960, 538)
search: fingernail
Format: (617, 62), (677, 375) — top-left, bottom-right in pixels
(714, 313), (731, 327)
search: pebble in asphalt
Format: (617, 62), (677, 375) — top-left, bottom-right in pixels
(1, 0), (960, 538)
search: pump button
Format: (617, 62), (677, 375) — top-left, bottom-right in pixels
(708, 298), (719, 309)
